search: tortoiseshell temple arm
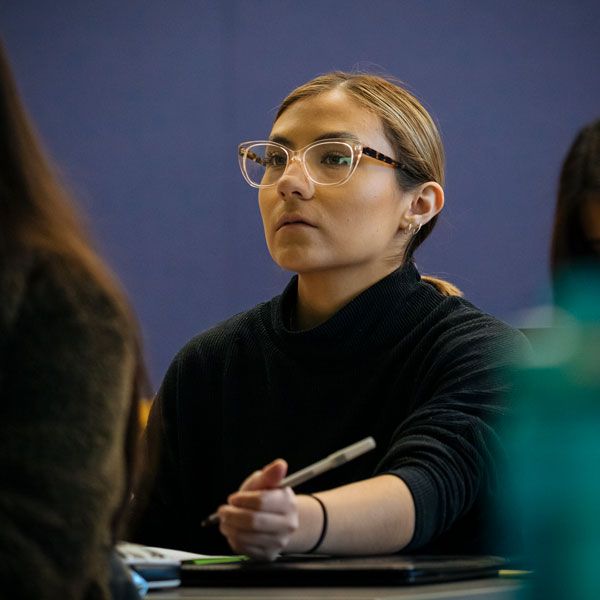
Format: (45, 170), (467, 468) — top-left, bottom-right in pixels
(239, 148), (267, 166)
(362, 147), (406, 169)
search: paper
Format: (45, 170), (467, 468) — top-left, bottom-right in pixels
(116, 541), (246, 566)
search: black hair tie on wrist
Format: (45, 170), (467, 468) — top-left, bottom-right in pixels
(307, 494), (328, 553)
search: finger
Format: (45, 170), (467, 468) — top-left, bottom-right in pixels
(228, 541), (280, 562)
(222, 529), (288, 555)
(240, 459), (288, 492)
(260, 459), (288, 488)
(229, 487), (296, 515)
(218, 503), (298, 535)
(238, 469), (263, 491)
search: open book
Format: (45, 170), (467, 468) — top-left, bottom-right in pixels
(116, 541), (247, 589)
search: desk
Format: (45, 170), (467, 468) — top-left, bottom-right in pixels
(151, 576), (528, 599)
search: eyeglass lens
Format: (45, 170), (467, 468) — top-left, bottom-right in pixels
(243, 142), (354, 186)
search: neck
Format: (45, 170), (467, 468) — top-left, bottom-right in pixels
(294, 262), (402, 330)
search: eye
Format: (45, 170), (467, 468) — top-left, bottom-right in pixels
(321, 152), (352, 167)
(265, 151), (287, 168)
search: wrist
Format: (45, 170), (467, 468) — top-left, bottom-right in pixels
(306, 494), (327, 553)
(285, 493), (326, 554)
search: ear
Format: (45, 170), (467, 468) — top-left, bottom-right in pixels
(402, 182), (444, 229)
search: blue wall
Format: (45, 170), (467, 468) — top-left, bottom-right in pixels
(3, 1), (599, 388)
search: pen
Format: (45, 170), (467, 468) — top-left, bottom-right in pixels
(200, 436), (376, 527)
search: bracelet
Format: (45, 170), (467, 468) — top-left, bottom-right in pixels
(307, 494), (328, 553)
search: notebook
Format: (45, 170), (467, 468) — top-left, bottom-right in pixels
(181, 553), (507, 587)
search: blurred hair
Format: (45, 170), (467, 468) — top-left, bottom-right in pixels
(0, 40), (148, 540)
(275, 72), (460, 297)
(550, 118), (600, 277)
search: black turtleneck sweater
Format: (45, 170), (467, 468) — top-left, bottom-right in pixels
(132, 263), (526, 556)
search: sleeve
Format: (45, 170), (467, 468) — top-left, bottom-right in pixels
(129, 330), (233, 556)
(0, 260), (134, 600)
(128, 355), (192, 550)
(375, 315), (528, 551)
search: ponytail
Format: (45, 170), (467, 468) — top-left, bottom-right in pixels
(421, 275), (462, 297)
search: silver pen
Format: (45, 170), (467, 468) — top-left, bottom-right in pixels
(201, 436), (376, 527)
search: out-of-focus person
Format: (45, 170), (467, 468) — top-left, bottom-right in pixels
(506, 117), (600, 600)
(551, 118), (600, 278)
(0, 41), (146, 599)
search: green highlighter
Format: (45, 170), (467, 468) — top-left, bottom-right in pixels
(186, 556), (249, 565)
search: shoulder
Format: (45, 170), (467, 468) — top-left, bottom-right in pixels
(153, 299), (274, 418)
(417, 277), (518, 331)
(0, 251), (33, 337)
(1, 247), (132, 365)
(0, 249), (135, 475)
(413, 280), (528, 362)
(173, 299), (272, 366)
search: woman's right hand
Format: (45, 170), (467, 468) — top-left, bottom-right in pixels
(217, 459), (299, 561)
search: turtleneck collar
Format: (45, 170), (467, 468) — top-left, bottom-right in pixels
(261, 262), (424, 361)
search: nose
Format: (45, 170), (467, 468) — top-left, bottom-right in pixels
(276, 155), (315, 200)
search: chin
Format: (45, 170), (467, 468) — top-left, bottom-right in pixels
(273, 259), (312, 274)
(270, 249), (322, 274)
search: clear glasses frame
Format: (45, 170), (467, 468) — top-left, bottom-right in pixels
(238, 138), (408, 189)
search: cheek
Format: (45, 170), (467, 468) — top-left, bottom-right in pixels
(258, 192), (273, 225)
(346, 178), (403, 224)
(257, 191), (266, 215)
(257, 197), (275, 247)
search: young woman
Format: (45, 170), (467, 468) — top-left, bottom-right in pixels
(133, 72), (526, 561)
(0, 43), (145, 598)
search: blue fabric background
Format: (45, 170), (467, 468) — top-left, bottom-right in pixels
(3, 0), (599, 386)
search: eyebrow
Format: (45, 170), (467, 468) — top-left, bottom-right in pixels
(268, 131), (360, 146)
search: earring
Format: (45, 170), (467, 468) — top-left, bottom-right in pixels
(407, 223), (422, 235)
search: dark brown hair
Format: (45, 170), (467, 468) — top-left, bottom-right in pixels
(550, 118), (600, 277)
(0, 40), (148, 540)
(275, 72), (461, 296)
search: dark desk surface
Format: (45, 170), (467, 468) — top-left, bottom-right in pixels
(151, 576), (528, 599)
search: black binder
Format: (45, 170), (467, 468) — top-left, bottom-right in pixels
(181, 554), (506, 587)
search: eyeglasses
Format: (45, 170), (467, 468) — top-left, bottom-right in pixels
(238, 138), (407, 188)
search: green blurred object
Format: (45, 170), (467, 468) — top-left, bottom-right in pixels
(506, 264), (600, 600)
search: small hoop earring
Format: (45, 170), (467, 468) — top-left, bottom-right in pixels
(407, 223), (422, 235)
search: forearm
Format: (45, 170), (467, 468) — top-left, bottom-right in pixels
(286, 474), (415, 555)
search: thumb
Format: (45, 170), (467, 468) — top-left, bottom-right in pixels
(239, 459), (288, 492)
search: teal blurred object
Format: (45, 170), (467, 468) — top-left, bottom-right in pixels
(505, 264), (600, 600)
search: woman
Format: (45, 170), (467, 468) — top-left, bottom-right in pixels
(132, 73), (526, 561)
(0, 42), (145, 598)
(502, 118), (600, 599)
(550, 118), (600, 283)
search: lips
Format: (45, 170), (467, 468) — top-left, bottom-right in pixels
(275, 213), (316, 231)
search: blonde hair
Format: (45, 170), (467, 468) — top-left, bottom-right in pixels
(275, 72), (460, 297)
(421, 276), (462, 297)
